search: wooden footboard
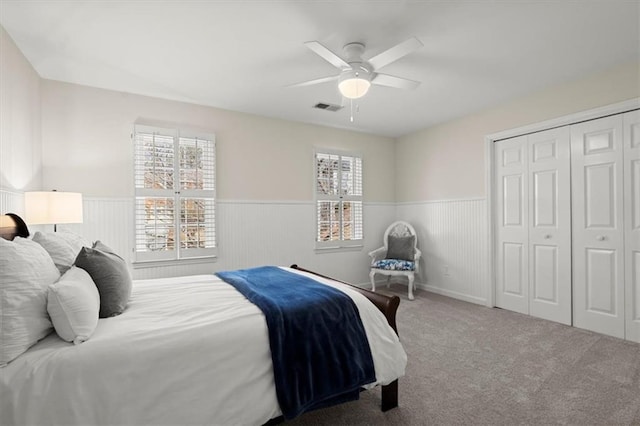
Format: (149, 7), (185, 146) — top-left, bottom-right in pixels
(290, 264), (401, 412)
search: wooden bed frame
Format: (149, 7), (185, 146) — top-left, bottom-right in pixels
(0, 213), (29, 241)
(1, 214), (401, 415)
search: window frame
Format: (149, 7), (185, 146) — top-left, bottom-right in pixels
(133, 124), (217, 264)
(314, 148), (364, 250)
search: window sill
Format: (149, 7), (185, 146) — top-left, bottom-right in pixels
(314, 245), (364, 254)
(132, 255), (217, 269)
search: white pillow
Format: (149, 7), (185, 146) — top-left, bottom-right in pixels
(48, 266), (100, 344)
(0, 237), (60, 367)
(32, 230), (88, 274)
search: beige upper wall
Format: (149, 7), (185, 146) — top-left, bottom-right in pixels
(395, 61), (640, 202)
(0, 26), (42, 191)
(41, 80), (395, 201)
(3, 18), (637, 205)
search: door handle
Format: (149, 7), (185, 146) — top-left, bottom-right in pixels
(596, 235), (606, 241)
(544, 234), (552, 239)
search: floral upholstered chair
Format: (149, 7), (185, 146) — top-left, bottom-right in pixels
(368, 221), (421, 300)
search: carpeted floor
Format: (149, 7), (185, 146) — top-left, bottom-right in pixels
(287, 286), (640, 425)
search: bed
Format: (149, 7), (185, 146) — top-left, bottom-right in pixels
(0, 213), (407, 425)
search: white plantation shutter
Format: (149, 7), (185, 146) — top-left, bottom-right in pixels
(315, 150), (363, 248)
(134, 125), (216, 262)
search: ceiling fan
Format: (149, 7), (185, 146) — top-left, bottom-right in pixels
(289, 37), (423, 99)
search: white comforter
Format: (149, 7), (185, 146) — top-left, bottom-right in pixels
(0, 267), (407, 426)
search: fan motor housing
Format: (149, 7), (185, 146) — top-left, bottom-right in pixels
(342, 42), (366, 61)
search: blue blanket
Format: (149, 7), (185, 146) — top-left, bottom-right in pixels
(216, 266), (376, 419)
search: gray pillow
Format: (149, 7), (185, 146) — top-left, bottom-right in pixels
(92, 240), (116, 254)
(386, 235), (415, 261)
(75, 246), (132, 318)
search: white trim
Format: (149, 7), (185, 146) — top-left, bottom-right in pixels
(485, 133), (496, 308)
(313, 148), (364, 248)
(0, 187), (25, 195)
(132, 255), (217, 269)
(132, 125), (217, 262)
(217, 199), (392, 206)
(416, 282), (487, 306)
(363, 201), (396, 206)
(77, 197), (388, 207)
(396, 197), (486, 206)
(84, 197), (132, 202)
(217, 199), (313, 205)
(484, 97), (640, 311)
(314, 244), (364, 254)
(312, 146), (364, 158)
(354, 280), (487, 305)
(487, 98), (640, 141)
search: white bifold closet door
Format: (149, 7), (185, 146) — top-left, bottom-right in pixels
(624, 110), (640, 342)
(571, 115), (625, 338)
(495, 127), (571, 325)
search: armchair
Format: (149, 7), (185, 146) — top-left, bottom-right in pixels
(368, 221), (421, 300)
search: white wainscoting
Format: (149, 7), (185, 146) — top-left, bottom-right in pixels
(59, 198), (395, 283)
(215, 200), (396, 285)
(2, 190), (488, 303)
(0, 189), (25, 216)
(62, 197), (134, 264)
(397, 198), (489, 305)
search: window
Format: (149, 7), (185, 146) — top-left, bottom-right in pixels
(315, 150), (363, 249)
(133, 124), (216, 262)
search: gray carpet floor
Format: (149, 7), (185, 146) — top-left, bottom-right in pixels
(288, 286), (640, 425)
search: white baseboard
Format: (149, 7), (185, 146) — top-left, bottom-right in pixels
(416, 282), (487, 306)
(353, 279), (487, 307)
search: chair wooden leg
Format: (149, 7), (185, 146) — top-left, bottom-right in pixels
(408, 274), (415, 300)
(369, 270), (377, 292)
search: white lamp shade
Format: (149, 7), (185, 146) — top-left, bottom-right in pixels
(25, 192), (84, 225)
(338, 71), (371, 99)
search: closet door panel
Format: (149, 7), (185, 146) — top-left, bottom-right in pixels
(585, 248), (618, 314)
(532, 244), (557, 302)
(624, 110), (640, 342)
(572, 115), (625, 339)
(584, 163), (616, 227)
(528, 127), (571, 325)
(532, 171), (556, 226)
(503, 243), (525, 295)
(495, 136), (529, 314)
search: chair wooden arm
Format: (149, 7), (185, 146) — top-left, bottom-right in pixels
(368, 247), (387, 263)
(414, 247), (422, 262)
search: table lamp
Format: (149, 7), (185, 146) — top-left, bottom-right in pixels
(25, 190), (84, 232)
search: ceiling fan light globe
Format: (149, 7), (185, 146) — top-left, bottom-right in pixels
(338, 77), (371, 99)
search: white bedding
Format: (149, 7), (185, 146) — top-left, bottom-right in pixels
(0, 267), (406, 426)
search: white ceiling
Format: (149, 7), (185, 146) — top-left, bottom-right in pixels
(1, 1), (638, 137)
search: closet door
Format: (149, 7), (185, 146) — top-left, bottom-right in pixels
(624, 110), (640, 343)
(495, 136), (529, 314)
(528, 127), (571, 325)
(572, 115), (625, 339)
(495, 130), (571, 323)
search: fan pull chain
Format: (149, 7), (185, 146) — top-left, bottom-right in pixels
(349, 99), (353, 123)
(349, 100), (361, 123)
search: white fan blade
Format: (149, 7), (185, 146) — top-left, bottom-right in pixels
(372, 73), (420, 90)
(368, 37), (423, 70)
(286, 75), (340, 88)
(304, 41), (351, 69)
